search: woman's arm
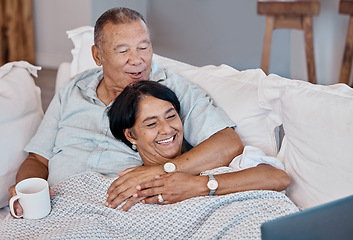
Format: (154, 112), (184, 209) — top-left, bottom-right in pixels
(135, 164), (290, 206)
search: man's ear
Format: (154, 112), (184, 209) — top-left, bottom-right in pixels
(92, 45), (102, 66)
(124, 128), (136, 144)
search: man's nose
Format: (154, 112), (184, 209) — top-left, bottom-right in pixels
(128, 50), (142, 65)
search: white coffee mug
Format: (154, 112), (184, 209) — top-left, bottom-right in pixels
(9, 178), (51, 219)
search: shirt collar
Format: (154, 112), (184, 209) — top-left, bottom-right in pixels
(150, 58), (167, 82)
(75, 67), (103, 100)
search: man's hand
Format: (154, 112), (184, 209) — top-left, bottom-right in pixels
(8, 185), (22, 218)
(105, 165), (164, 211)
(134, 172), (205, 205)
(8, 183), (55, 218)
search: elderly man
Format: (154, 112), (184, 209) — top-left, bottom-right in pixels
(9, 7), (289, 215)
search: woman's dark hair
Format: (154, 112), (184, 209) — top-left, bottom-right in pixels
(108, 80), (180, 149)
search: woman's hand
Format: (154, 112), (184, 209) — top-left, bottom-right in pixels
(134, 172), (207, 205)
(105, 165), (164, 211)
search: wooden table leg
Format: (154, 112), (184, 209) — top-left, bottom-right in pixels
(303, 16), (317, 84)
(339, 16), (353, 85)
(261, 16), (275, 75)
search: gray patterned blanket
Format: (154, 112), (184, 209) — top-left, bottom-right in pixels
(0, 172), (299, 239)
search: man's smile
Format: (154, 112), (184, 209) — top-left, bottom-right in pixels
(128, 71), (143, 78)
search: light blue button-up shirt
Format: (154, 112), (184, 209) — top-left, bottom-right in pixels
(25, 60), (235, 186)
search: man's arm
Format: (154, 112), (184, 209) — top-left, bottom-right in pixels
(8, 153), (49, 216)
(105, 127), (244, 210)
(15, 153), (49, 182)
(167, 127), (243, 174)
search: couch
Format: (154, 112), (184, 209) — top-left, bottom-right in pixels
(1, 26), (353, 222)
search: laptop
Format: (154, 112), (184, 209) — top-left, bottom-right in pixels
(261, 195), (353, 240)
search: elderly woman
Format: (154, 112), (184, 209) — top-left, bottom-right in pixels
(107, 81), (289, 210)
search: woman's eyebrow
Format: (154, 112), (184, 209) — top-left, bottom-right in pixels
(165, 108), (176, 114)
(142, 107), (176, 123)
(142, 116), (157, 123)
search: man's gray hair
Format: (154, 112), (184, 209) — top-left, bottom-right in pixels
(94, 7), (146, 48)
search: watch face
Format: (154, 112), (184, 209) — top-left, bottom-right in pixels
(164, 162), (176, 173)
(207, 179), (218, 190)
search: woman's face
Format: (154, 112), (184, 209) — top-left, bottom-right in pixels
(124, 95), (183, 166)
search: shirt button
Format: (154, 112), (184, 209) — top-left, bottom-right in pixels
(97, 147), (103, 151)
(99, 131), (103, 134)
(89, 165), (93, 169)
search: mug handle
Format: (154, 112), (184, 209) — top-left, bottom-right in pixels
(9, 194), (23, 218)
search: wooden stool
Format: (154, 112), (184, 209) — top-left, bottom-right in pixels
(257, 0), (320, 84)
(339, 0), (353, 86)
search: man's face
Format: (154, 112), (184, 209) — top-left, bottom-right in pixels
(93, 20), (153, 92)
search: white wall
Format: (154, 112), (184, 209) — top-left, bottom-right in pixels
(34, 0), (350, 85)
(34, 0), (291, 77)
(90, 0), (291, 78)
(33, 0), (91, 68)
(90, 0), (147, 26)
(147, 1), (290, 73)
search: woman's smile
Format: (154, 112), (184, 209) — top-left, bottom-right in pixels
(156, 135), (175, 144)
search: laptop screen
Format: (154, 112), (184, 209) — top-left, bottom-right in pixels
(261, 195), (353, 240)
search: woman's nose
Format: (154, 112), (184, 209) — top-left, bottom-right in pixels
(158, 120), (173, 134)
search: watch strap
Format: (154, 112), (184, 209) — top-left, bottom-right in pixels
(207, 174), (218, 196)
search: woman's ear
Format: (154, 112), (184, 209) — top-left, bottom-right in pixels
(124, 128), (136, 144)
(92, 45), (102, 66)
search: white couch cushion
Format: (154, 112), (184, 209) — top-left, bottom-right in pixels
(55, 26), (97, 93)
(259, 74), (353, 209)
(66, 26), (98, 78)
(153, 54), (277, 156)
(0, 61), (43, 208)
